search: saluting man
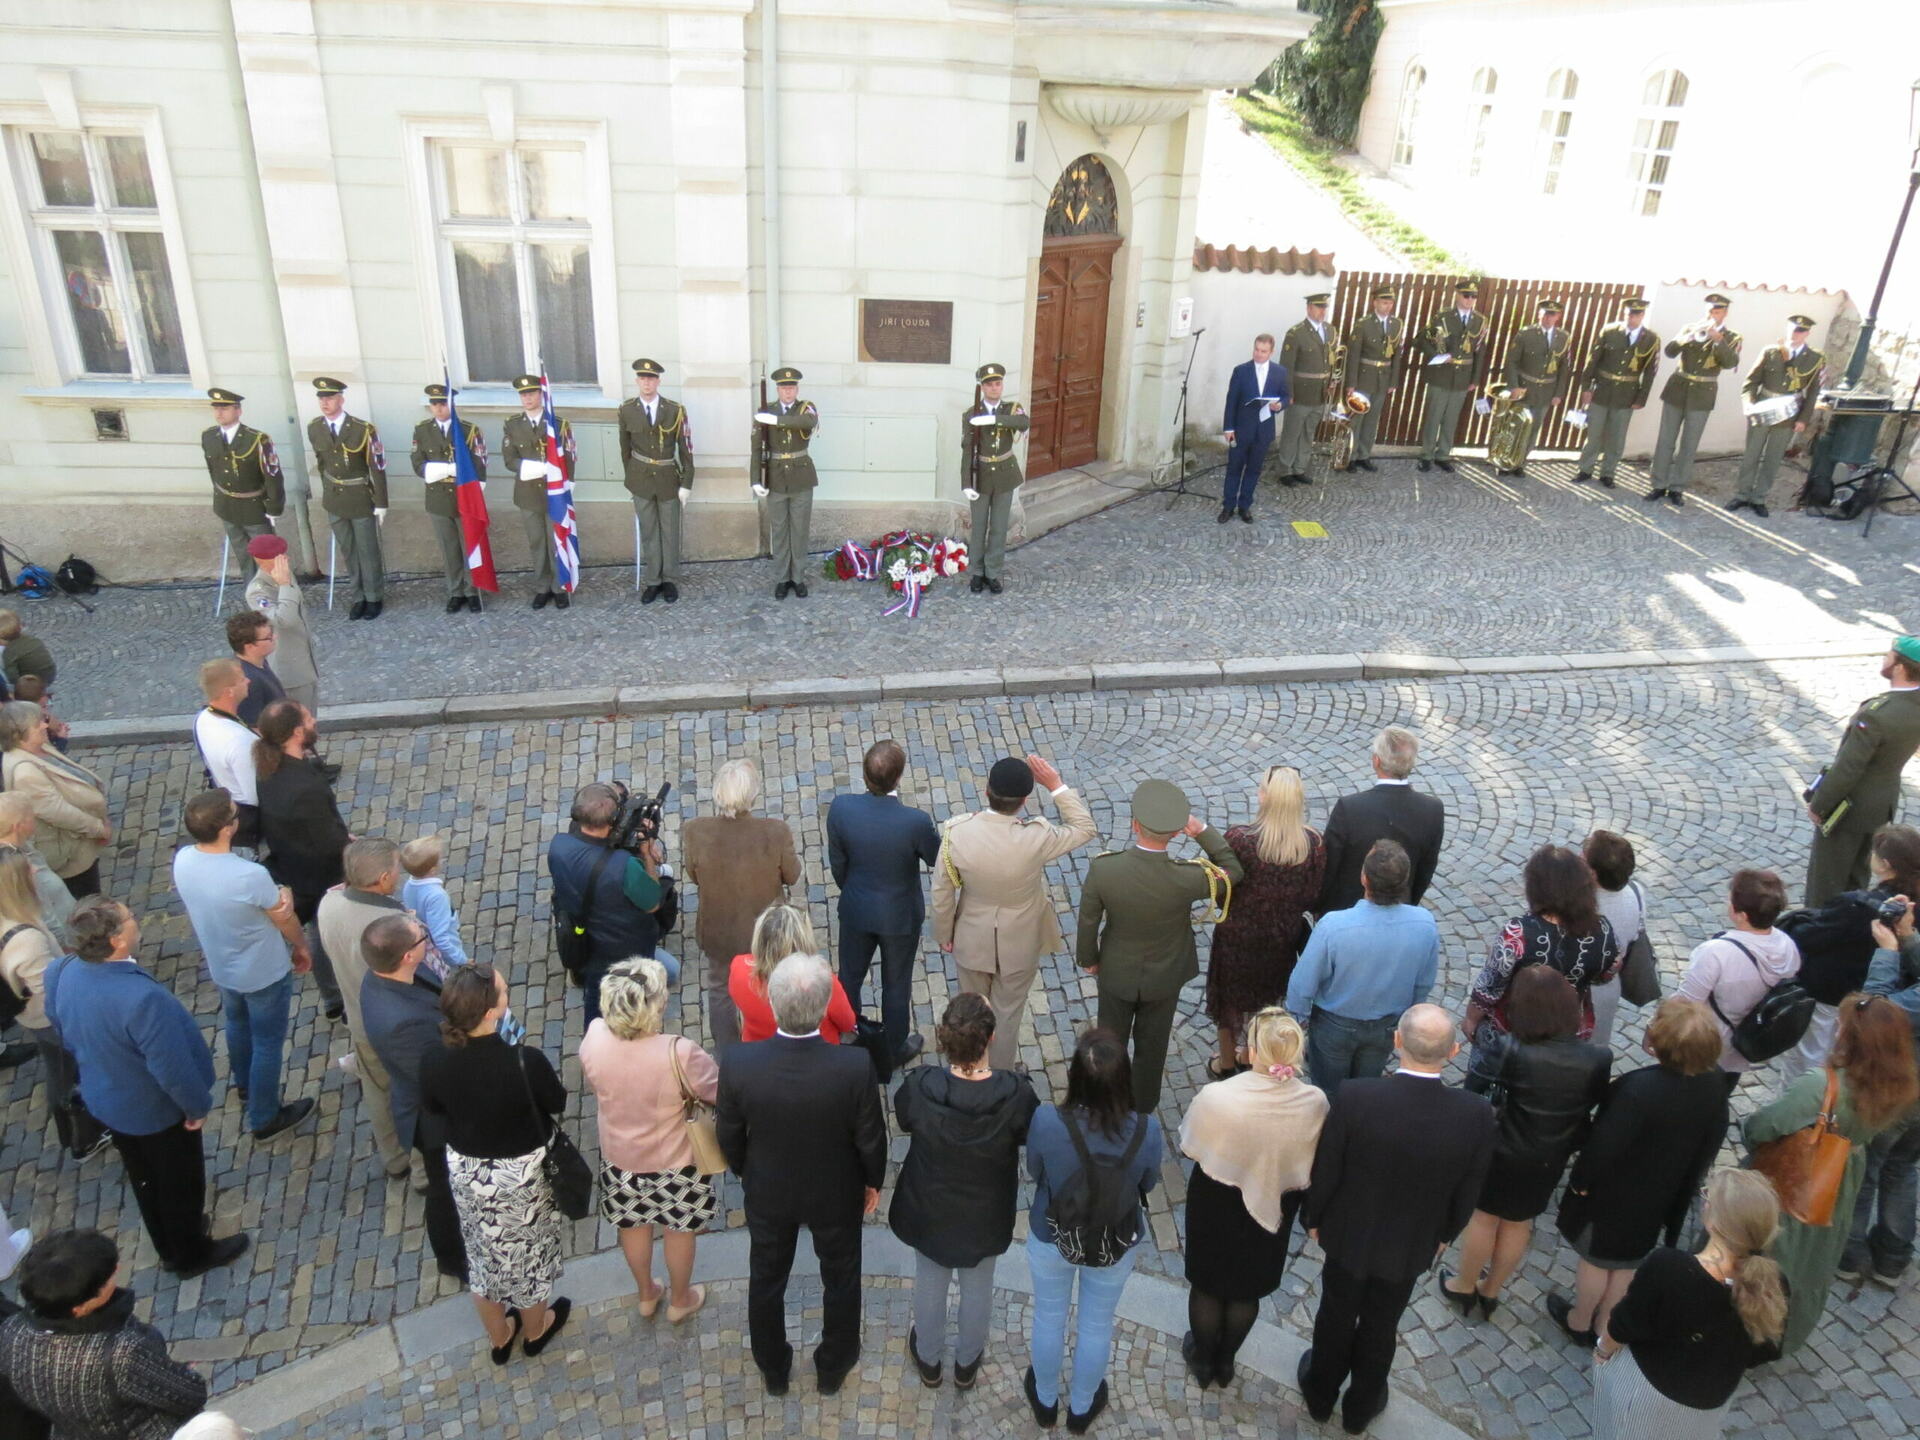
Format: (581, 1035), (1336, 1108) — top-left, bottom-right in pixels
(1416, 281), (1489, 473)
(307, 377), (387, 620)
(1498, 298), (1573, 477)
(1804, 637), (1920, 904)
(963, 362), (1030, 595)
(1574, 298), (1660, 487)
(501, 374), (575, 610)
(1342, 285), (1403, 472)
(619, 358), (694, 605)
(1647, 293), (1741, 507)
(410, 383), (488, 614)
(752, 366), (819, 600)
(202, 388), (284, 574)
(1730, 315), (1825, 518)
(1275, 293), (1336, 487)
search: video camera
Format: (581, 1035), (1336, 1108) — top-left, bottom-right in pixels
(607, 780), (672, 854)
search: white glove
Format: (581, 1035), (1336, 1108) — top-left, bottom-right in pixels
(753, 411), (778, 425)
(374, 507), (387, 521)
(752, 483), (769, 498)
(963, 488), (981, 502)
(677, 487), (691, 503)
(968, 414), (996, 428)
(422, 461), (455, 482)
(518, 459), (546, 481)
(1473, 396), (1493, 416)
(544, 461), (565, 482)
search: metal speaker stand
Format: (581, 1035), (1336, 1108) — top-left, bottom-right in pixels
(1164, 327), (1208, 510)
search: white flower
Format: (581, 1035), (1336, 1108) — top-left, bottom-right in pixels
(888, 558), (909, 582)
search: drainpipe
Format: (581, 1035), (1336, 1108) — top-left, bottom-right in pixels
(760, 0), (781, 369)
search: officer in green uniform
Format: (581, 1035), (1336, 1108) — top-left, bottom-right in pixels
(1497, 298), (1573, 476)
(963, 362), (1030, 594)
(1646, 293), (1740, 507)
(410, 383), (489, 614)
(752, 366), (819, 599)
(1416, 281), (1488, 472)
(307, 377), (388, 619)
(1341, 285), (1403, 472)
(1075, 779), (1243, 1113)
(1731, 316), (1825, 517)
(619, 358), (694, 605)
(1275, 293), (1335, 486)
(201, 388), (284, 575)
(501, 374), (574, 609)
(1574, 298), (1660, 487)
(1805, 637), (1920, 904)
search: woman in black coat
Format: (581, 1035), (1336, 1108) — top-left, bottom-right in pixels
(890, 993), (1039, 1388)
(1546, 997), (1733, 1347)
(253, 700), (350, 1013)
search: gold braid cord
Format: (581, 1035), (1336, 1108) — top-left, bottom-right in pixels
(940, 834), (962, 892)
(1192, 857), (1233, 926)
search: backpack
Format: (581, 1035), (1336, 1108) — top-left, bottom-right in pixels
(1047, 1108), (1148, 1267)
(0, 924), (32, 1028)
(1776, 894), (1879, 1005)
(1708, 934), (1816, 1063)
(55, 555), (98, 595)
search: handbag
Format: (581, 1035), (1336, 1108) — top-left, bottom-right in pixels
(669, 1036), (726, 1177)
(1748, 1066), (1850, 1226)
(1618, 881), (1662, 1007)
(512, 1045), (594, 1221)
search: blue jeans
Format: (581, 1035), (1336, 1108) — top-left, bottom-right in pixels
(1306, 1009), (1397, 1100)
(1844, 1107), (1920, 1277)
(220, 972), (294, 1132)
(1027, 1228), (1138, 1414)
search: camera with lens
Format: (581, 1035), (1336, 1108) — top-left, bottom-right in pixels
(607, 780), (672, 854)
(1878, 895), (1911, 925)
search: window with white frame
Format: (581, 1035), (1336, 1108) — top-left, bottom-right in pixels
(1392, 64), (1425, 169)
(8, 128), (187, 379)
(1627, 69), (1688, 216)
(1465, 68), (1497, 178)
(1536, 69), (1578, 195)
(432, 142), (596, 385)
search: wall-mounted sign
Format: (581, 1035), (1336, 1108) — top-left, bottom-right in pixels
(858, 299), (954, 365)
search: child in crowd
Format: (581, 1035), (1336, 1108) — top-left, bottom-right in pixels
(401, 834), (469, 969)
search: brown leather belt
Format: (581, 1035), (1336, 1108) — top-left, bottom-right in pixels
(1599, 370), (1639, 383)
(1294, 371), (1328, 381)
(1519, 373), (1556, 385)
(771, 451), (807, 460)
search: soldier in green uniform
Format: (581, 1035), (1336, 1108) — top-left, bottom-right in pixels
(1646, 293), (1740, 507)
(1730, 316), (1825, 518)
(1416, 281), (1488, 472)
(201, 388), (284, 576)
(1075, 779), (1243, 1113)
(307, 377), (388, 620)
(1574, 298), (1660, 487)
(1275, 293), (1336, 486)
(752, 365), (819, 599)
(1499, 298), (1573, 476)
(1805, 637), (1920, 904)
(1342, 285), (1403, 472)
(410, 383), (489, 614)
(963, 362), (1030, 594)
(618, 358), (694, 605)
(501, 374), (574, 610)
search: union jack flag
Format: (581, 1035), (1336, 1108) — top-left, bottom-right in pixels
(539, 366), (581, 593)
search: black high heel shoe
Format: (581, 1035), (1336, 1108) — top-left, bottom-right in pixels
(1435, 1268), (1477, 1319)
(490, 1308), (522, 1365)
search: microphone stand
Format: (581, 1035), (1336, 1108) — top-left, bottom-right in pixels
(1164, 326), (1207, 510)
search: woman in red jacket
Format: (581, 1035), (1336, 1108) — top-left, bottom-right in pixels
(729, 904), (857, 1044)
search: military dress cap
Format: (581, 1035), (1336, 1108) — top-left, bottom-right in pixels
(1624, 298), (1649, 312)
(1306, 292), (1331, 305)
(1790, 314), (1816, 331)
(988, 756), (1034, 799)
(1455, 281), (1479, 297)
(1131, 779), (1189, 834)
(512, 374), (544, 393)
(1894, 635), (1920, 665)
(632, 358), (665, 377)
(312, 377), (348, 395)
(1371, 285), (1397, 300)
(207, 387), (243, 405)
(1706, 292), (1733, 307)
(246, 534), (288, 560)
(424, 383), (453, 401)
(976, 362), (1008, 382)
(771, 366), (803, 384)
(1537, 298), (1563, 313)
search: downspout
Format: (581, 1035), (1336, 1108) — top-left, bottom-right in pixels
(760, 0), (781, 369)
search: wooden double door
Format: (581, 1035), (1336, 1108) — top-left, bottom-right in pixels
(1028, 234), (1121, 478)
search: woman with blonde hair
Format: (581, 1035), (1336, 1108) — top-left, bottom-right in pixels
(0, 847), (105, 1157)
(727, 903), (857, 1044)
(1178, 1006), (1328, 1387)
(0, 792), (77, 934)
(1591, 1169), (1786, 1437)
(1203, 765), (1325, 1077)
(580, 958), (719, 1324)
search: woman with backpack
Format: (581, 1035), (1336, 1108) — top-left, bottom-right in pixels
(1674, 869), (1803, 1083)
(1024, 1028), (1163, 1433)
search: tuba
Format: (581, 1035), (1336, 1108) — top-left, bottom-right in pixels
(1344, 389), (1371, 415)
(1486, 383), (1533, 471)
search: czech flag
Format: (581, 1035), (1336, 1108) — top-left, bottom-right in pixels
(445, 373), (498, 592)
(540, 367), (582, 593)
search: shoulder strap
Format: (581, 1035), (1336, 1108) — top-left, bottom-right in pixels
(579, 842), (618, 906)
(1816, 1066), (1840, 1134)
(1705, 933), (1766, 1030)
(668, 1036), (699, 1109)
(509, 1042), (556, 1142)
(1629, 879), (1646, 932)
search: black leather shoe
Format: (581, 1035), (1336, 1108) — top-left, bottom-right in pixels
(1024, 1367), (1059, 1428)
(641, 585), (662, 604)
(1512, 466), (1531, 479)
(762, 1368), (791, 1397)
(466, 595), (483, 613)
(366, 600), (384, 619)
(1642, 488), (1666, 501)
(1723, 498), (1746, 511)
(1237, 509), (1253, 523)
(553, 591), (570, 609)
(348, 600), (367, 620)
(1571, 472), (1591, 484)
(522, 1297), (572, 1357)
(251, 1097), (315, 1141)
(1599, 476), (1616, 489)
(165, 1233), (250, 1279)
(490, 1307), (522, 1366)
(1753, 502), (1770, 518)
(662, 583), (679, 603)
(324, 1002), (345, 1021)
(816, 1346), (858, 1395)
(1436, 1268), (1477, 1318)
(1416, 459), (1432, 473)
(775, 581), (791, 599)
(953, 1351), (981, 1389)
(1294, 473), (1314, 486)
(895, 1033), (925, 1065)
(1216, 507), (1232, 524)
(985, 578), (1002, 595)
(971, 573), (987, 591)
(908, 1328), (942, 1388)
(531, 590), (553, 609)
(1298, 1350), (1333, 1423)
(1066, 1379), (1108, 1434)
(1181, 1331), (1213, 1388)
(1354, 458), (1376, 472)
(445, 596), (466, 614)
(1433, 459), (1453, 473)
(793, 582), (809, 598)
(1342, 1393), (1389, 1435)
(1665, 491), (1684, 508)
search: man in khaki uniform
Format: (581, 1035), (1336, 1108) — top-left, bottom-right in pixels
(307, 377), (388, 619)
(963, 362), (1030, 594)
(752, 365), (819, 599)
(618, 358), (694, 604)
(201, 388), (285, 575)
(1730, 315), (1825, 517)
(1574, 298), (1660, 487)
(409, 383), (489, 613)
(1498, 298), (1573, 476)
(1416, 281), (1488, 472)
(1341, 285), (1403, 472)
(501, 374), (574, 609)
(1275, 293), (1335, 486)
(1646, 293), (1741, 507)
(1805, 637), (1920, 904)
(932, 754), (1097, 1071)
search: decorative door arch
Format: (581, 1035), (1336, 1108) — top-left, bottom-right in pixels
(1030, 155), (1122, 477)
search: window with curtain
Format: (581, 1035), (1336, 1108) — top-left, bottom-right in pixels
(1465, 68), (1498, 178)
(434, 142), (596, 384)
(10, 128), (187, 379)
(1627, 69), (1688, 216)
(1392, 64), (1426, 169)
(1536, 69), (1578, 195)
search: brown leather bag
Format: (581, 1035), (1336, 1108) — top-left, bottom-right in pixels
(1749, 1066), (1850, 1226)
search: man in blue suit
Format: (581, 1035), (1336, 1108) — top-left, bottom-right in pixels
(827, 738), (941, 1065)
(1219, 332), (1291, 524)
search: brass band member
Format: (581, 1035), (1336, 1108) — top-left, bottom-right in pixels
(1646, 293), (1741, 507)
(1729, 316), (1824, 519)
(1498, 299), (1572, 477)
(1341, 286), (1402, 472)
(1574, 298), (1659, 487)
(1417, 281), (1488, 472)
(1275, 293), (1336, 487)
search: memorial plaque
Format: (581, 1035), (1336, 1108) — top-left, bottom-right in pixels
(859, 299), (954, 365)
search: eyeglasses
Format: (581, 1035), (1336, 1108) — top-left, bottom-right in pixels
(409, 931), (430, 952)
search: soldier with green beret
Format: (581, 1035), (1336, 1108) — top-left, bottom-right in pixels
(1574, 298), (1660, 487)
(619, 358), (694, 605)
(963, 362), (1030, 594)
(1076, 779), (1244, 1112)
(201, 387), (284, 576)
(409, 383), (489, 614)
(501, 374), (574, 610)
(307, 377), (388, 620)
(1804, 637), (1920, 904)
(752, 365), (818, 599)
(1646, 293), (1741, 507)
(1498, 298), (1573, 476)
(1275, 294), (1335, 486)
(1730, 316), (1825, 518)
(1416, 281), (1489, 472)
(1341, 285), (1403, 472)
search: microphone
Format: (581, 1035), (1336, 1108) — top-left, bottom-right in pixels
(1192, 326), (1208, 335)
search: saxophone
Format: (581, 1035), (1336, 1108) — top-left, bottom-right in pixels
(1486, 383), (1533, 471)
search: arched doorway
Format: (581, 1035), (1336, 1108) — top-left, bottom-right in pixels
(1030, 155), (1122, 477)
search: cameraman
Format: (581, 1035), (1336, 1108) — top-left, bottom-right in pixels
(548, 783), (678, 1023)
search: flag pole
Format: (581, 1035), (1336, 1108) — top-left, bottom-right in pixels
(214, 536), (230, 615)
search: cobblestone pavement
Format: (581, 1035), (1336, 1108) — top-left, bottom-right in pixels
(23, 455), (1916, 720)
(5, 657), (1917, 1436)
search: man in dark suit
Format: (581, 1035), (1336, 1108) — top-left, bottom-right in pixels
(1300, 1004), (1494, 1434)
(826, 739), (940, 1064)
(1317, 725), (1446, 915)
(717, 953), (889, 1396)
(1219, 333), (1291, 524)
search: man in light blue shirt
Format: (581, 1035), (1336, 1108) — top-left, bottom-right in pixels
(1286, 839), (1439, 1097)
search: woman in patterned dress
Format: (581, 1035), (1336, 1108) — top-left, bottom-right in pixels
(1465, 844), (1619, 1047)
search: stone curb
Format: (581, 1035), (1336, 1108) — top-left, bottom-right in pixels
(65, 639), (1898, 748)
